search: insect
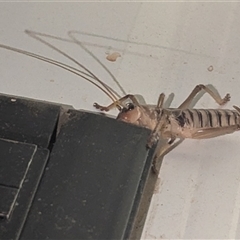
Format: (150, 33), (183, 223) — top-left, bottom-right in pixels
(93, 84), (240, 172)
(1, 33), (239, 173)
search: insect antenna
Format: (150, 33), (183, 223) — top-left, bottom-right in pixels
(68, 30), (126, 96)
(0, 43), (119, 103)
(25, 30), (123, 101)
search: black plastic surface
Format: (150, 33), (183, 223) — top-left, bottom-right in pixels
(0, 145), (49, 240)
(0, 93), (156, 240)
(20, 110), (152, 240)
(0, 139), (37, 218)
(0, 95), (60, 148)
(0, 139), (36, 188)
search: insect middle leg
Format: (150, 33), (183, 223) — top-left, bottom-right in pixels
(148, 93), (178, 173)
(147, 93), (169, 148)
(148, 92), (176, 146)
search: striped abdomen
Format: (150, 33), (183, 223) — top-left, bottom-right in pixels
(172, 109), (240, 129)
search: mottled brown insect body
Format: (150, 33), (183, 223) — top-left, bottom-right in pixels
(163, 108), (240, 139)
(116, 106), (240, 141)
(94, 84), (240, 171)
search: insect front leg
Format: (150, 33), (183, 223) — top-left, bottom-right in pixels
(178, 84), (230, 109)
(157, 93), (165, 109)
(151, 138), (183, 174)
(147, 93), (167, 148)
(93, 94), (141, 111)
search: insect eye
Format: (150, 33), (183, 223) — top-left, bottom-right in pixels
(126, 103), (135, 110)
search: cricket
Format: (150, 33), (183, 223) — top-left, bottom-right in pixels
(1, 33), (240, 173)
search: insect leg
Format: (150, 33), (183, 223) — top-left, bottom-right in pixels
(157, 93), (165, 109)
(149, 94), (174, 171)
(233, 105), (240, 113)
(148, 93), (169, 148)
(147, 93), (166, 147)
(151, 138), (183, 174)
(178, 84), (230, 109)
(147, 117), (168, 148)
(94, 94), (141, 111)
(191, 126), (238, 139)
(153, 105), (240, 172)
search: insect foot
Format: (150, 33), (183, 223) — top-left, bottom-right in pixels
(151, 156), (159, 174)
(147, 134), (158, 149)
(93, 103), (110, 112)
(220, 93), (231, 105)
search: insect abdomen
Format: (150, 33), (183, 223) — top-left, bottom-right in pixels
(175, 109), (240, 129)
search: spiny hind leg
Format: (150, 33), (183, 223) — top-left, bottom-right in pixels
(191, 126), (237, 139)
(233, 106), (240, 128)
(190, 106), (240, 139)
(233, 105), (240, 114)
(178, 84), (230, 109)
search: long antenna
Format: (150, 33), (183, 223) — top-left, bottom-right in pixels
(68, 30), (126, 96)
(25, 30), (123, 100)
(0, 44), (119, 102)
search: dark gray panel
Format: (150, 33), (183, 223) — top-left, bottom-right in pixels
(0, 186), (18, 218)
(20, 110), (153, 240)
(0, 139), (36, 187)
(0, 94), (60, 148)
(0, 148), (49, 240)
